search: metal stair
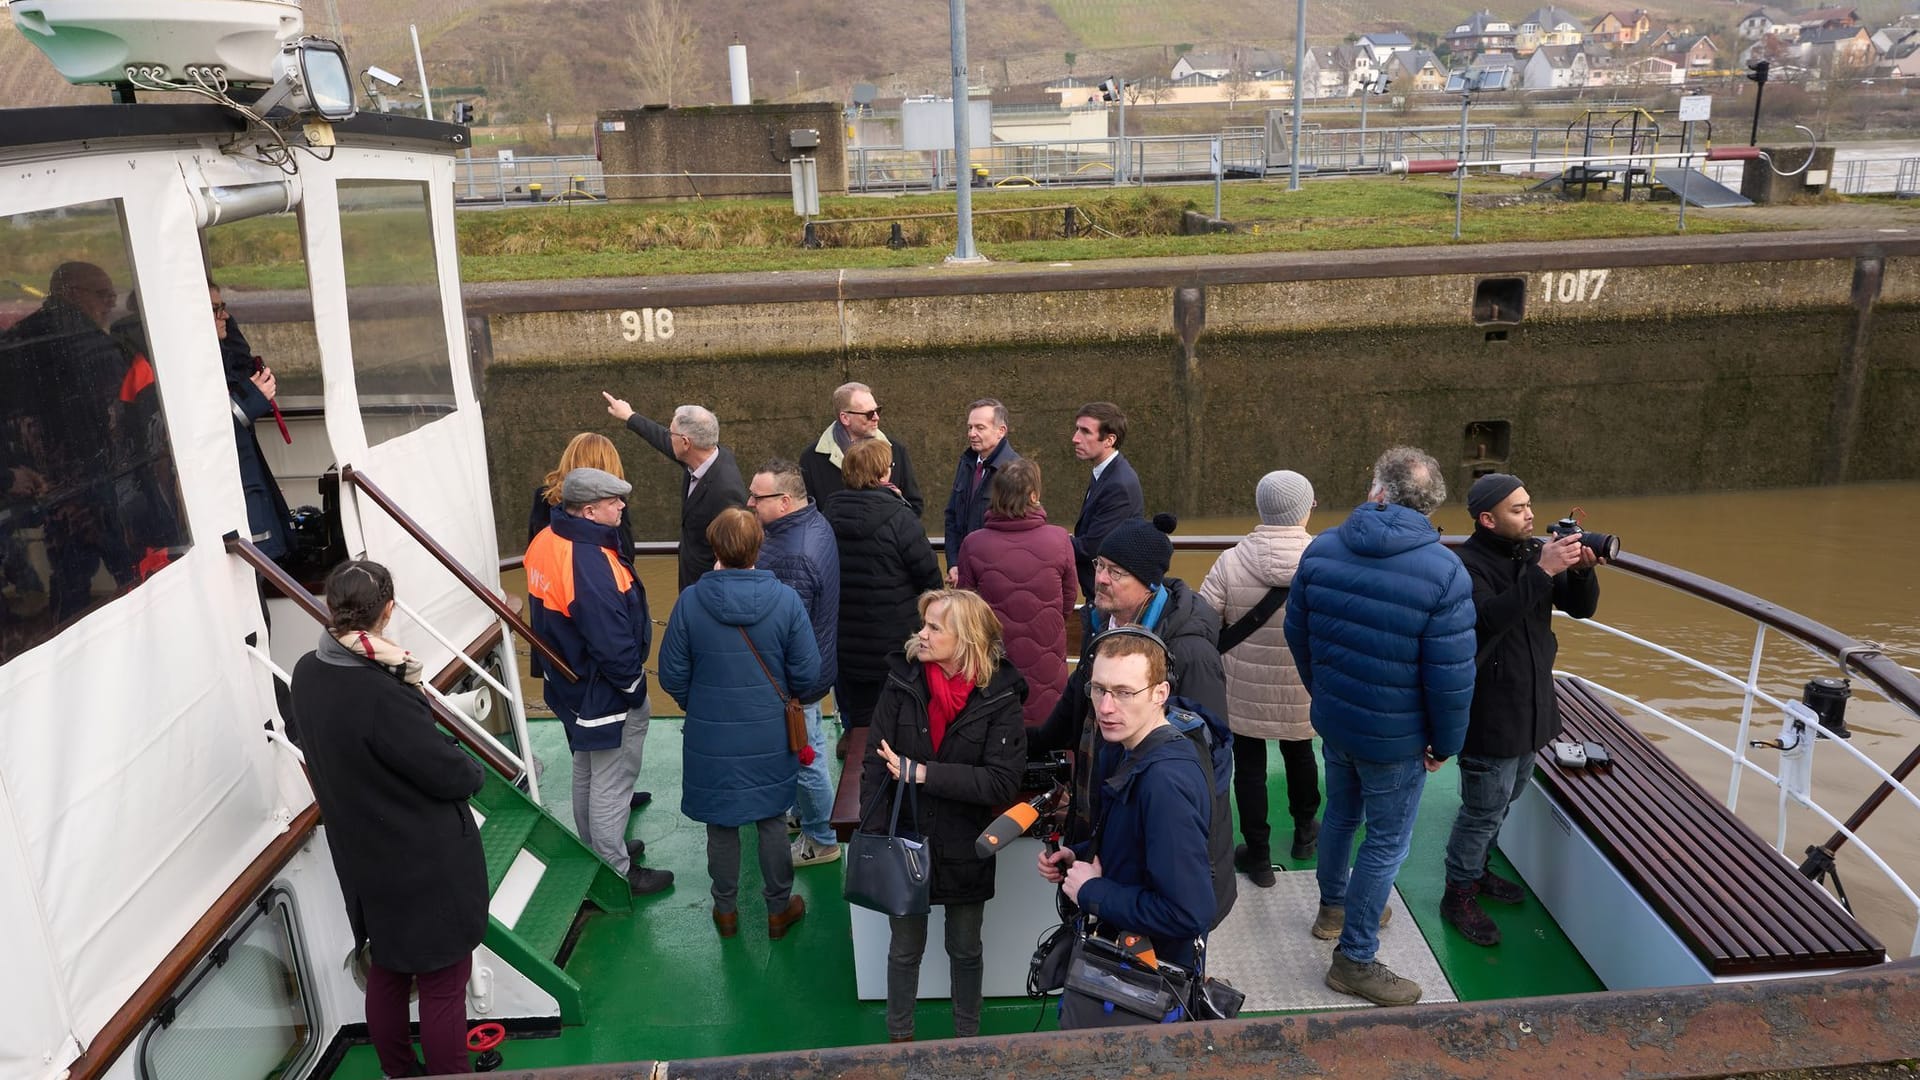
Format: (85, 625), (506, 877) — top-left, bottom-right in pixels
(468, 764), (631, 1024)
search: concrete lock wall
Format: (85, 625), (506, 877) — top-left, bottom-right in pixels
(597, 103), (847, 201)
(470, 242), (1920, 555)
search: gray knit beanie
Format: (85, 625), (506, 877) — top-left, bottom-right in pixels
(1255, 470), (1315, 526)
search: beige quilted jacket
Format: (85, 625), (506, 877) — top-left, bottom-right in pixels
(1198, 524), (1313, 742)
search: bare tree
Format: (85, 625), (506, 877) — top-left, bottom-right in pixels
(1222, 47), (1254, 109)
(623, 0), (703, 107)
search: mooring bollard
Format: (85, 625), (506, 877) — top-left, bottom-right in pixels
(1064, 206), (1078, 239)
(887, 222), (906, 249)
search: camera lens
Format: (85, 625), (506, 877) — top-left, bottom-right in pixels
(1581, 531), (1621, 560)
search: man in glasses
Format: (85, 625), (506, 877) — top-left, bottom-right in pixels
(799, 381), (923, 517)
(747, 458), (842, 867)
(602, 394), (746, 592)
(1283, 446), (1474, 1007)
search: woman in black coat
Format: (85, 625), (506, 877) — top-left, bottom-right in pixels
(291, 560), (487, 1078)
(822, 437), (942, 737)
(861, 589), (1027, 1042)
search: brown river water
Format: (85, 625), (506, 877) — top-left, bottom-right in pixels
(507, 480), (1920, 957)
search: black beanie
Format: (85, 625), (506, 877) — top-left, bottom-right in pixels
(1099, 513), (1178, 587)
(1467, 473), (1525, 521)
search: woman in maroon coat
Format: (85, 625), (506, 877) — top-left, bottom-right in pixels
(954, 459), (1075, 727)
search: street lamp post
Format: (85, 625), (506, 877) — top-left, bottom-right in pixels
(1288, 0), (1306, 190)
(948, 0), (982, 262)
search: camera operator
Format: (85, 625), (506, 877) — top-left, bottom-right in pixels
(1440, 473), (1600, 947)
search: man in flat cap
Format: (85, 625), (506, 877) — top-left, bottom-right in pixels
(1440, 473), (1599, 947)
(526, 467), (674, 896)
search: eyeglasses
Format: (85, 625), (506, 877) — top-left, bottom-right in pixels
(1087, 682), (1153, 703)
(1092, 558), (1132, 582)
(843, 407), (882, 421)
(210, 303), (229, 316)
(745, 490), (785, 503)
(668, 429), (688, 441)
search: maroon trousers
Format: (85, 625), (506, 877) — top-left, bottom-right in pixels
(365, 954), (471, 1077)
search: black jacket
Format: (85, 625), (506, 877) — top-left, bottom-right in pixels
(291, 633), (488, 973)
(942, 438), (1018, 558)
(1456, 527), (1600, 758)
(220, 321), (293, 560)
(802, 425), (925, 519)
(1071, 452), (1144, 602)
(821, 487), (943, 682)
(860, 652), (1028, 905)
(623, 411), (747, 591)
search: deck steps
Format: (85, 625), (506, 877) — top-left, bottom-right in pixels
(468, 764), (631, 1024)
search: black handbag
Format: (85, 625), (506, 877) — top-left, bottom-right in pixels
(843, 775), (931, 917)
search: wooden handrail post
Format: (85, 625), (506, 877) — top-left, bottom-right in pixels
(341, 465), (578, 683)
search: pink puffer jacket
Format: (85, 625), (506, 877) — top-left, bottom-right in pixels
(1199, 524), (1313, 742)
(955, 511), (1076, 728)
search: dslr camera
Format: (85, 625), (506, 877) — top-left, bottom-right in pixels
(1546, 514), (1621, 561)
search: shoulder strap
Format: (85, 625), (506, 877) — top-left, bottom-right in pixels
(737, 626), (793, 704)
(1217, 586), (1288, 655)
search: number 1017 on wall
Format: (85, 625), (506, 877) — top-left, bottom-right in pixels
(1538, 269), (1609, 304)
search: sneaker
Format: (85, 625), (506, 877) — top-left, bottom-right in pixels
(625, 837), (646, 859)
(1311, 902), (1393, 941)
(1290, 819), (1320, 862)
(791, 835), (842, 867)
(1478, 868), (1525, 904)
(1441, 881), (1501, 946)
(627, 866), (674, 896)
(1325, 951), (1423, 1006)
(1233, 843), (1277, 888)
(786, 811), (803, 835)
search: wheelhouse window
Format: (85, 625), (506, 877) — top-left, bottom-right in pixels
(0, 200), (190, 665)
(337, 180), (456, 445)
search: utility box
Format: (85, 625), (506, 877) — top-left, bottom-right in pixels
(1740, 145), (1836, 204)
(597, 103), (846, 201)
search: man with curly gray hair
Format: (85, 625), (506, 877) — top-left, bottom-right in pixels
(1282, 445), (1475, 1007)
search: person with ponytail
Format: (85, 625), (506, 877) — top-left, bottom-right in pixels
(291, 560), (487, 1078)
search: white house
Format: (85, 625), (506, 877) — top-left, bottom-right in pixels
(1358, 32), (1416, 65)
(1522, 44), (1591, 88)
(1171, 47), (1286, 81)
(1619, 54), (1685, 84)
(1739, 7), (1796, 41)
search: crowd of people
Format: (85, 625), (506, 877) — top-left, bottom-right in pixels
(291, 379), (1608, 1061)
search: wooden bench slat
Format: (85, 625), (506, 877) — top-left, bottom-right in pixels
(1535, 677), (1883, 976)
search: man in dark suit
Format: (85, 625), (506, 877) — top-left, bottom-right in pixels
(941, 397), (1018, 579)
(1069, 401), (1143, 609)
(602, 393), (747, 591)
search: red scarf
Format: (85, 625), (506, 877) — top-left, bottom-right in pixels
(923, 661), (974, 752)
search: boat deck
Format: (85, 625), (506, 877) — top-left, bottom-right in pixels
(326, 718), (1601, 1076)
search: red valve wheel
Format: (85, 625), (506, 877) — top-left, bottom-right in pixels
(467, 1022), (506, 1052)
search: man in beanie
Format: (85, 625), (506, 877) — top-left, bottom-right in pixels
(1440, 473), (1599, 946)
(1284, 446), (1474, 1006)
(1035, 512), (1237, 927)
(1201, 470), (1320, 889)
(526, 467), (675, 896)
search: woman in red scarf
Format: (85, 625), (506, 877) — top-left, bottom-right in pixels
(861, 589), (1028, 1042)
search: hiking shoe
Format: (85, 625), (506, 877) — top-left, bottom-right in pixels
(1233, 843), (1277, 888)
(1441, 881), (1501, 946)
(1478, 868), (1525, 904)
(625, 837), (646, 859)
(1291, 819), (1320, 861)
(627, 866), (674, 896)
(1311, 902), (1393, 940)
(1326, 951), (1423, 1006)
(768, 895), (807, 939)
(791, 835), (842, 867)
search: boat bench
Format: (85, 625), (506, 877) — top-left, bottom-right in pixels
(1534, 677), (1884, 977)
(830, 726), (869, 843)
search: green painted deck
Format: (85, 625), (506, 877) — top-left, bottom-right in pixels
(329, 719), (1600, 1076)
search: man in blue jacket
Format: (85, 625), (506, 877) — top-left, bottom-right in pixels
(526, 467), (674, 896)
(1284, 446), (1474, 1006)
(748, 458), (843, 867)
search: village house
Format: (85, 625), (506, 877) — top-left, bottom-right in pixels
(1522, 43), (1591, 87)
(1738, 6), (1797, 41)
(1590, 9), (1653, 45)
(1358, 31), (1416, 65)
(1618, 53), (1685, 83)
(1656, 33), (1721, 68)
(1171, 48), (1286, 81)
(1384, 48), (1448, 91)
(1515, 6), (1586, 54)
(1446, 10), (1519, 53)
(1798, 25), (1877, 73)
(1873, 29), (1920, 76)
(1795, 6), (1862, 33)
(1299, 44), (1366, 97)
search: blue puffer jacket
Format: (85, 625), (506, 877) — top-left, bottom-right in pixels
(525, 508), (652, 752)
(658, 569), (822, 826)
(1071, 724), (1216, 973)
(756, 502), (839, 703)
(1282, 501), (1475, 762)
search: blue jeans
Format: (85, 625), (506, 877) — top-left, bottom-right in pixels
(1316, 742), (1428, 964)
(1442, 752), (1533, 887)
(794, 702), (836, 846)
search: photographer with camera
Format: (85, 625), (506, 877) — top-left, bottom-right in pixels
(1440, 474), (1602, 947)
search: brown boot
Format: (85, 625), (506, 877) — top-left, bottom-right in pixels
(1440, 881), (1500, 946)
(712, 908), (738, 938)
(768, 895), (808, 939)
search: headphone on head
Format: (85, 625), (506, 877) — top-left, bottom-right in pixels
(1085, 624), (1172, 664)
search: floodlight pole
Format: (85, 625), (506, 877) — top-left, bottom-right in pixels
(1289, 0), (1306, 190)
(410, 24), (431, 121)
(1454, 89), (1472, 240)
(948, 0), (981, 262)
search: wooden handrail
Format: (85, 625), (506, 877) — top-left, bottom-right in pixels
(226, 532), (525, 780)
(62, 804), (323, 1080)
(343, 465), (578, 683)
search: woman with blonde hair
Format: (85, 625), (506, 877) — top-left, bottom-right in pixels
(860, 588), (1027, 1041)
(528, 432), (633, 563)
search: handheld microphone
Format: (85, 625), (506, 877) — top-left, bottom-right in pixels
(975, 789), (1051, 858)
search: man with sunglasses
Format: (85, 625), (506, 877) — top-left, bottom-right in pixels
(799, 381), (923, 517)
